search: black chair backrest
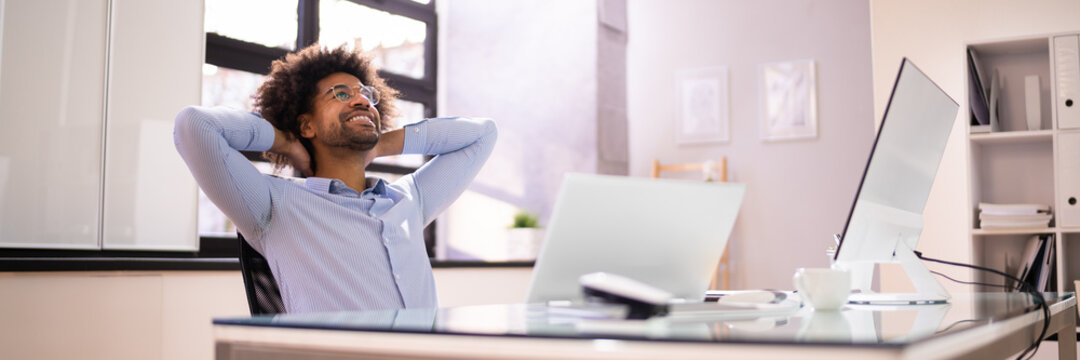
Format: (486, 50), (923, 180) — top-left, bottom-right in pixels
(237, 233), (285, 315)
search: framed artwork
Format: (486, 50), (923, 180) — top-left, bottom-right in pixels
(759, 59), (818, 141)
(676, 66), (730, 145)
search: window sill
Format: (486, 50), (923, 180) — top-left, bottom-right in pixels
(0, 258), (535, 272)
(0, 236), (534, 271)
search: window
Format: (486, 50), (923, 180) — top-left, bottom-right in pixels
(202, 0), (439, 255)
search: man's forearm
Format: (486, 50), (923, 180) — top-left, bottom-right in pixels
(403, 117), (496, 156)
(405, 117), (498, 224)
(376, 129), (405, 157)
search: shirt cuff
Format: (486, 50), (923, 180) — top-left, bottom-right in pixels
(247, 114), (277, 152)
(401, 119), (429, 155)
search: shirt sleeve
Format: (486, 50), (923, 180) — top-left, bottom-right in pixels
(401, 117), (498, 225)
(173, 105), (277, 245)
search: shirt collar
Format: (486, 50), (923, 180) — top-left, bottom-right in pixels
(304, 177), (333, 193)
(304, 176), (388, 197)
(365, 177), (388, 196)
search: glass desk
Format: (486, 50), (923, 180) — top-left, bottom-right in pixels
(214, 292), (1076, 360)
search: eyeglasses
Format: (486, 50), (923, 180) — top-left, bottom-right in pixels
(323, 84), (380, 106)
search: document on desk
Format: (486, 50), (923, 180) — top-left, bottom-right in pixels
(666, 300), (799, 320)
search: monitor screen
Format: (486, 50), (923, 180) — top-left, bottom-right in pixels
(835, 59), (960, 263)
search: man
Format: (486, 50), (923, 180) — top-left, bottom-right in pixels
(174, 45), (497, 313)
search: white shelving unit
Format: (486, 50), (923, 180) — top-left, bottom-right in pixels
(966, 33), (1080, 303)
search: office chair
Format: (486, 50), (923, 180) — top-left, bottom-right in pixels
(651, 157), (732, 290)
(237, 233), (285, 315)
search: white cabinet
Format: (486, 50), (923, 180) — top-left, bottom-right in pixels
(0, 0), (109, 249)
(967, 34), (1080, 297)
(1057, 131), (1080, 227)
(1054, 35), (1080, 129)
(102, 0), (202, 250)
(0, 0), (202, 250)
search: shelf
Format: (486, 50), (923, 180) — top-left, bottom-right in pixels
(969, 37), (1049, 56)
(969, 130), (1053, 144)
(972, 227), (1056, 235)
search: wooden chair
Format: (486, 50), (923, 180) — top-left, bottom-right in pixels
(651, 157), (732, 290)
(650, 158), (727, 182)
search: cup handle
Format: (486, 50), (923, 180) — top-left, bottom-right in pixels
(793, 270), (808, 295)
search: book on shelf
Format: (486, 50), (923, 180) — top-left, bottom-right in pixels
(1013, 234), (1056, 292)
(977, 202), (1052, 229)
(979, 213), (1053, 222)
(977, 202), (1051, 215)
(968, 48), (991, 131)
(981, 221), (1051, 229)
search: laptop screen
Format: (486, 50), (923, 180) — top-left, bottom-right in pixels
(525, 174), (746, 303)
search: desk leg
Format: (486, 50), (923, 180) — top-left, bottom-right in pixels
(1058, 309), (1076, 360)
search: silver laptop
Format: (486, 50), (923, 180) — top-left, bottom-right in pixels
(525, 173), (746, 304)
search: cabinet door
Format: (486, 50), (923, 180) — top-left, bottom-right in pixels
(1055, 35), (1080, 129)
(1058, 131), (1080, 227)
(102, 0), (203, 250)
(0, 0), (109, 249)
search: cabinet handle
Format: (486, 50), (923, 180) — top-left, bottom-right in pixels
(1070, 197), (1077, 206)
(1068, 99), (1074, 107)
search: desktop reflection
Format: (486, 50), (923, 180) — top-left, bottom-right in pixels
(219, 292), (1067, 346)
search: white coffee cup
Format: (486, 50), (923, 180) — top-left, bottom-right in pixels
(793, 268), (851, 311)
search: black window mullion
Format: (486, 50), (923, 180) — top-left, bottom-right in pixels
(347, 0), (436, 23)
(205, 33), (288, 75)
(424, 14), (438, 107)
(297, 0), (320, 48)
(383, 74), (434, 98)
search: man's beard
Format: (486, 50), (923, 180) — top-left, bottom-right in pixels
(324, 121), (379, 151)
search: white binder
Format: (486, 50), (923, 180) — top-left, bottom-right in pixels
(1058, 132), (1080, 227)
(1055, 35), (1080, 129)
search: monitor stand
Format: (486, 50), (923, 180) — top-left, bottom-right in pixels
(838, 241), (950, 305)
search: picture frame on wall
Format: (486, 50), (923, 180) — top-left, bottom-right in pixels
(759, 59), (818, 141)
(676, 65), (730, 145)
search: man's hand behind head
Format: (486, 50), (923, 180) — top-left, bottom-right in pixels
(270, 127), (313, 177)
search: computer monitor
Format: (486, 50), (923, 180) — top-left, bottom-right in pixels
(833, 58), (959, 305)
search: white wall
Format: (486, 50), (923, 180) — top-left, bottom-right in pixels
(868, 0), (1080, 294)
(0, 268), (532, 360)
(0, 271), (249, 360)
(437, 0), (600, 260)
(627, 0), (875, 289)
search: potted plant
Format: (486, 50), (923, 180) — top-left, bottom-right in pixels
(506, 210), (544, 260)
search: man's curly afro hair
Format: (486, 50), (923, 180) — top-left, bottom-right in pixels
(253, 44), (399, 172)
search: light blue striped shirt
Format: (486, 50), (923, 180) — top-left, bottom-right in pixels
(173, 106), (497, 313)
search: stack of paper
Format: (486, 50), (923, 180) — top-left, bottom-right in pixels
(978, 203), (1052, 229)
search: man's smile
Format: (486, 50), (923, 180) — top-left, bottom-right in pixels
(342, 112), (376, 128)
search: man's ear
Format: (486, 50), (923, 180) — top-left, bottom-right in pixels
(298, 113), (315, 139)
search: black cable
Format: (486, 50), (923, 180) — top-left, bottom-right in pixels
(916, 253), (1049, 360)
(929, 270), (1010, 289)
(934, 319), (981, 334)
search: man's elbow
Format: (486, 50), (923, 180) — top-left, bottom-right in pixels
(173, 105), (215, 147)
(174, 106), (206, 132)
(476, 117), (498, 141)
